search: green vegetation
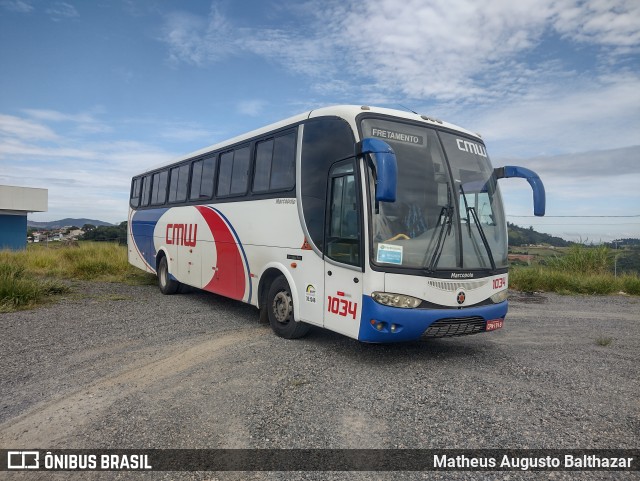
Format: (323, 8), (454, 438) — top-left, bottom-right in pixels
(0, 242), (156, 312)
(508, 222), (570, 247)
(595, 336), (613, 347)
(0, 262), (69, 312)
(509, 244), (640, 295)
(79, 222), (127, 244)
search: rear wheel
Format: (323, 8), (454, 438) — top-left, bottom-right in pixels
(157, 256), (179, 295)
(267, 276), (310, 339)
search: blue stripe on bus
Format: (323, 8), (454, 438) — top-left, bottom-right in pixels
(358, 296), (509, 343)
(131, 208), (167, 270)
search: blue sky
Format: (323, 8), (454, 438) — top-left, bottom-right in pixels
(0, 0), (639, 241)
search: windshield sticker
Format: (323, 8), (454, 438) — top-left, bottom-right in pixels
(377, 243), (403, 264)
(371, 128), (423, 145)
(456, 138), (487, 157)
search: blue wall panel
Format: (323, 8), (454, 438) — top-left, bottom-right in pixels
(0, 214), (27, 250)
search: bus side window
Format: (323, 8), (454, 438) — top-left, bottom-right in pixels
(218, 145), (250, 197)
(151, 170), (168, 205)
(140, 175), (151, 207)
(190, 156), (215, 200)
(169, 164), (190, 203)
(130, 178), (141, 208)
(230, 145), (250, 195)
(252, 130), (296, 193)
(326, 160), (360, 267)
(253, 139), (274, 192)
(217, 151), (233, 197)
(270, 131), (295, 190)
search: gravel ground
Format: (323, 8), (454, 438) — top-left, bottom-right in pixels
(0, 282), (638, 480)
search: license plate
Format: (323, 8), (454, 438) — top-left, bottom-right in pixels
(486, 319), (504, 331)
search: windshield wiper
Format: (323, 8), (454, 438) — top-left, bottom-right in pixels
(459, 184), (496, 271)
(425, 203), (453, 272)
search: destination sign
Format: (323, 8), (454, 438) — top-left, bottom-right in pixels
(371, 128), (424, 145)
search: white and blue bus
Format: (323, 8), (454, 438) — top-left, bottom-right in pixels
(128, 105), (545, 342)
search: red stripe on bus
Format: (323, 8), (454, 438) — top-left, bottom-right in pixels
(196, 206), (246, 301)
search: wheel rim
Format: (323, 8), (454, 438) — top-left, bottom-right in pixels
(272, 290), (292, 324)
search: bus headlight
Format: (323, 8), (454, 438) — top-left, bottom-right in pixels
(371, 292), (422, 308)
(490, 289), (509, 303)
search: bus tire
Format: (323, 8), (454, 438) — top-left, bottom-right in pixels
(158, 256), (179, 295)
(267, 276), (310, 339)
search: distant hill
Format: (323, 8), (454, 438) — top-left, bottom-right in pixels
(508, 222), (571, 247)
(27, 218), (114, 229)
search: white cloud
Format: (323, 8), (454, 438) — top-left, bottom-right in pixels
(0, 112), (175, 223)
(0, 0), (32, 13)
(0, 114), (58, 141)
(553, 0), (640, 50)
(162, 7), (234, 66)
(237, 100), (267, 117)
(46, 2), (79, 21)
(470, 71), (640, 156)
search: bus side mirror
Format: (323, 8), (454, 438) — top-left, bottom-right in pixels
(357, 138), (397, 202)
(494, 166), (546, 216)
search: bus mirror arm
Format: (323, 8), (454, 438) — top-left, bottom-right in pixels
(494, 166), (546, 216)
(356, 138), (398, 204)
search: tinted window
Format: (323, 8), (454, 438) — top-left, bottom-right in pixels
(252, 131), (296, 193)
(141, 175), (151, 207)
(326, 160), (360, 266)
(271, 131), (296, 190)
(151, 170), (168, 205)
(190, 160), (203, 200)
(169, 164), (190, 203)
(301, 118), (355, 253)
(190, 156), (215, 201)
(130, 178), (141, 207)
(218, 146), (250, 197)
(217, 151), (234, 196)
(253, 139), (273, 192)
(230, 145), (250, 195)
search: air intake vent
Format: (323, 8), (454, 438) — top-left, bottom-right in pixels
(422, 316), (486, 338)
(428, 279), (488, 292)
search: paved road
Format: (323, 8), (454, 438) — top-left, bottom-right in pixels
(1, 283), (638, 480)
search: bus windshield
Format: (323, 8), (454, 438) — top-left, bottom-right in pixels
(361, 118), (508, 272)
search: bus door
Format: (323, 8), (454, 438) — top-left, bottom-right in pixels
(324, 159), (363, 338)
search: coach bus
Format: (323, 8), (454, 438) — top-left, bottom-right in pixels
(128, 105), (545, 342)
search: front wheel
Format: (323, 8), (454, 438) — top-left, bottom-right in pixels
(267, 276), (310, 339)
(157, 256), (179, 295)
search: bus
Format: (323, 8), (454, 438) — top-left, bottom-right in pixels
(128, 105), (545, 342)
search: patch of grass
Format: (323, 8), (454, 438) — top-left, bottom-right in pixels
(1, 242), (156, 284)
(546, 244), (611, 275)
(0, 262), (70, 312)
(510, 267), (640, 295)
(595, 336), (613, 347)
(0, 242), (156, 311)
(510, 243), (639, 295)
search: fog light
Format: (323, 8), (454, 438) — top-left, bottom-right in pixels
(390, 324), (398, 333)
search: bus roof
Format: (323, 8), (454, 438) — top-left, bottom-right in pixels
(134, 105), (481, 176)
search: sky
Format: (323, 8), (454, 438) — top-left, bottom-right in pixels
(0, 0), (639, 242)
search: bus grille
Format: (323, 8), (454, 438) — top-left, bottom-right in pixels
(422, 316), (486, 338)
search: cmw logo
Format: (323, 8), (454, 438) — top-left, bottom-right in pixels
(165, 223), (197, 247)
(456, 138), (487, 158)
